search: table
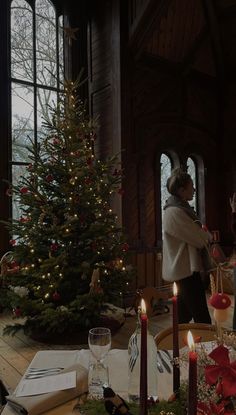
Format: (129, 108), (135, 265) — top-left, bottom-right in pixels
(2, 348), (173, 415)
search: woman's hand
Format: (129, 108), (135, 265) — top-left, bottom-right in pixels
(230, 192), (236, 213)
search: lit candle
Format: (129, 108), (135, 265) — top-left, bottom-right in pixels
(172, 282), (180, 395)
(187, 330), (198, 415)
(139, 299), (147, 415)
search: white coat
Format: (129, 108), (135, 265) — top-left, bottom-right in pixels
(162, 206), (210, 282)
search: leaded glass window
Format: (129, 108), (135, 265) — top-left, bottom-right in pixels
(10, 0), (64, 219)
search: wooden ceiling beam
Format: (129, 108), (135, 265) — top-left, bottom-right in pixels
(180, 27), (208, 75)
(128, 0), (173, 59)
(200, 0), (224, 145)
(141, 53), (218, 87)
(201, 0), (224, 88)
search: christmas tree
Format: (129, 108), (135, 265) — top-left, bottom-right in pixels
(1, 79), (134, 340)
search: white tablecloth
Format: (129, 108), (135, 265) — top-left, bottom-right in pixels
(2, 349), (173, 415)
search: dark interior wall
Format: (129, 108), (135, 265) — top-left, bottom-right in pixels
(87, 0), (121, 159)
(84, 0), (236, 286)
(119, 0), (236, 259)
(122, 61), (220, 249)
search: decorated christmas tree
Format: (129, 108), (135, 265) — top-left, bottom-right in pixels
(1, 79), (134, 340)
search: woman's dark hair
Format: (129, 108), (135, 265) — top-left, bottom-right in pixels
(166, 168), (192, 196)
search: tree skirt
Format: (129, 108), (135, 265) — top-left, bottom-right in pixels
(30, 304), (125, 345)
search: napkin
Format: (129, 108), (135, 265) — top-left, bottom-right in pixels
(6, 363), (88, 415)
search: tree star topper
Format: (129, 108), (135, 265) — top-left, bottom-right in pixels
(63, 26), (79, 45)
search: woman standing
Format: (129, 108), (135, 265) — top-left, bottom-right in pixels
(162, 168), (212, 324)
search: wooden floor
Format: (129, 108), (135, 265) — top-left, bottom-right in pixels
(0, 294), (234, 395)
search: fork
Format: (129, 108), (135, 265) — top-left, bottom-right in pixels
(157, 351), (172, 373)
(25, 367), (63, 379)
(27, 367), (64, 373)
(162, 350), (173, 363)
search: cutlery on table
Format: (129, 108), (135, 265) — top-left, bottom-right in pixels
(25, 367), (63, 379)
(157, 351), (172, 373)
(27, 367), (64, 373)
(162, 349), (173, 363)
(156, 356), (164, 373)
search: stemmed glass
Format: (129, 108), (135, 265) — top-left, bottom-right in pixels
(88, 327), (111, 398)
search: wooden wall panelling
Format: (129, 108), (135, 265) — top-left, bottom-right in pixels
(88, 0), (122, 222)
(128, 251), (164, 290)
(145, 252), (155, 286)
(122, 160), (140, 246)
(145, 154), (157, 247)
(136, 252), (146, 287)
(92, 87), (113, 157)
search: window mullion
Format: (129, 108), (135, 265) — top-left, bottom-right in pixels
(32, 1), (37, 146)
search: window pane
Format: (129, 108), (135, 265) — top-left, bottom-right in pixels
(37, 88), (57, 138)
(11, 0), (33, 82)
(12, 82), (34, 163)
(12, 164), (28, 220)
(187, 157), (197, 210)
(36, 0), (57, 87)
(58, 15), (64, 85)
(160, 153), (172, 215)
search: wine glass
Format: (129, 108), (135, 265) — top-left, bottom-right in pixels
(88, 327), (111, 398)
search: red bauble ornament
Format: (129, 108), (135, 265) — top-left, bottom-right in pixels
(46, 174), (54, 183)
(52, 291), (60, 301)
(50, 243), (59, 252)
(53, 137), (60, 145)
(19, 216), (30, 223)
(20, 187), (28, 194)
(13, 306), (21, 317)
(9, 239), (16, 246)
(84, 177), (92, 185)
(121, 243), (129, 252)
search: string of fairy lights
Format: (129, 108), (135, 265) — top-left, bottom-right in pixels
(7, 81), (131, 305)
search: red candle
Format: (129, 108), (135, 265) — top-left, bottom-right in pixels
(139, 299), (147, 415)
(172, 282), (180, 394)
(187, 331), (198, 415)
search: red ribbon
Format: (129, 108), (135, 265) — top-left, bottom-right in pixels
(205, 345), (236, 398)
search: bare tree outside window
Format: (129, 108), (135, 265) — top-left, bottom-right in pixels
(10, 0), (64, 220)
(187, 156), (197, 211)
(160, 153), (172, 227)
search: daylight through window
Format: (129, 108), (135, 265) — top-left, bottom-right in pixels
(10, 0), (64, 219)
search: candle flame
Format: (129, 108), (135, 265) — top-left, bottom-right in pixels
(187, 330), (195, 351)
(173, 282), (178, 296)
(140, 299), (146, 314)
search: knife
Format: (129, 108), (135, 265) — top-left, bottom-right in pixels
(157, 351), (172, 373)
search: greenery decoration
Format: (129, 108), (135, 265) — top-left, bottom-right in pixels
(77, 398), (185, 415)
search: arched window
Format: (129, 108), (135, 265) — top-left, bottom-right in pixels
(160, 153), (172, 223)
(187, 156), (197, 211)
(10, 0), (64, 219)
